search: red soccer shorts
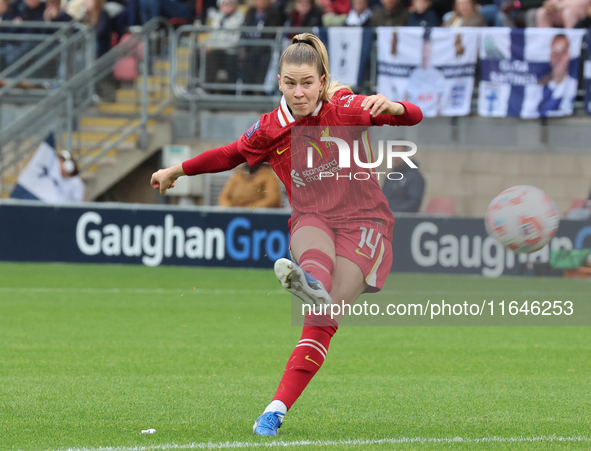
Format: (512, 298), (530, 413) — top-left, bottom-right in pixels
(290, 214), (393, 293)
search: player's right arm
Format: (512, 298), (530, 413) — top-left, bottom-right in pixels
(150, 141), (246, 195)
(150, 115), (270, 195)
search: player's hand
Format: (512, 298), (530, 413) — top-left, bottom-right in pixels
(361, 94), (405, 117)
(150, 164), (185, 195)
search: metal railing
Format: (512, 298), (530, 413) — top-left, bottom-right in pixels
(0, 22), (94, 98)
(0, 18), (174, 197)
(171, 26), (318, 101)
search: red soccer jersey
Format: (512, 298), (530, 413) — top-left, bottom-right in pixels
(235, 89), (422, 241)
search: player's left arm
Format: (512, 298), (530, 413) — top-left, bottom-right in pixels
(361, 94), (423, 126)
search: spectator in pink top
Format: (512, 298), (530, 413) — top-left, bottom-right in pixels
(536, 0), (590, 28)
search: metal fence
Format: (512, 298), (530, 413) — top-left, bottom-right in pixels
(0, 18), (173, 198)
(0, 22), (94, 100)
(171, 26), (330, 101)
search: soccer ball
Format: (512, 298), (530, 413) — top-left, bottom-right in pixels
(485, 185), (560, 254)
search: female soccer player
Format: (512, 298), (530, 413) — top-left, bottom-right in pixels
(151, 33), (422, 436)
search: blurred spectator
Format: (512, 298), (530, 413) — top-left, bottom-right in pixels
(7, 0), (64, 78)
(11, 138), (85, 203)
(431, 0), (454, 21)
(0, 0), (18, 70)
(444, 0), (487, 25)
(574, 0), (591, 25)
(474, 0), (509, 26)
(138, 0), (194, 24)
(502, 0), (543, 27)
(381, 155), (425, 214)
(0, 0), (18, 21)
(320, 0), (350, 26)
(536, 0), (590, 27)
(218, 163), (281, 208)
(243, 0), (284, 31)
(83, 0), (112, 58)
(346, 0), (372, 25)
(285, 0), (323, 29)
(240, 0), (283, 86)
(15, 0), (44, 21)
(406, 0), (441, 25)
(205, 0), (244, 86)
(14, 0), (45, 22)
(43, 0), (72, 22)
(371, 0), (408, 25)
(57, 151), (85, 202)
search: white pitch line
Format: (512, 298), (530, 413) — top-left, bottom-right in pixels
(0, 287), (589, 297)
(16, 436), (591, 451)
(0, 287), (286, 295)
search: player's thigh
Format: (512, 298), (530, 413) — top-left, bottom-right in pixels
(290, 217), (336, 263)
(330, 255), (368, 308)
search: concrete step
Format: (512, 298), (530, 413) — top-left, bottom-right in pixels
(136, 75), (188, 87)
(3, 175), (17, 185)
(83, 121), (172, 200)
(97, 102), (175, 115)
(177, 47), (191, 58)
(78, 148), (118, 159)
(63, 131), (136, 149)
(115, 89), (171, 103)
(79, 117), (157, 131)
(155, 59), (189, 71)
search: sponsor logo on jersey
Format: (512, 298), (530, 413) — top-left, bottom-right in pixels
(276, 147), (289, 155)
(340, 94), (357, 107)
(290, 169), (306, 188)
(245, 120), (260, 139)
(302, 159), (341, 182)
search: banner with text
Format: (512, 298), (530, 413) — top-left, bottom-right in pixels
(2, 203), (590, 278)
(478, 28), (585, 118)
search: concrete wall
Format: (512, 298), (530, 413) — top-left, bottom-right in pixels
(404, 150), (591, 217)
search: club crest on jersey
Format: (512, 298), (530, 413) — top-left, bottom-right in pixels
(245, 120), (260, 139)
(320, 127), (334, 147)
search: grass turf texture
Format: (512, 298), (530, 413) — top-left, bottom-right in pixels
(0, 262), (589, 451)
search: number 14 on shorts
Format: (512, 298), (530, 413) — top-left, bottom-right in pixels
(357, 227), (382, 259)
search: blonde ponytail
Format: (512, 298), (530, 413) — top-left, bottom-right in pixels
(279, 33), (352, 102)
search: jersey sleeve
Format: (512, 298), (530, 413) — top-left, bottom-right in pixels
(371, 101), (423, 126)
(236, 115), (272, 166)
(331, 89), (373, 127)
(181, 141), (246, 176)
(331, 89), (423, 127)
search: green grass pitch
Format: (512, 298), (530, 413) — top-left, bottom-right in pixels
(0, 262), (590, 451)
